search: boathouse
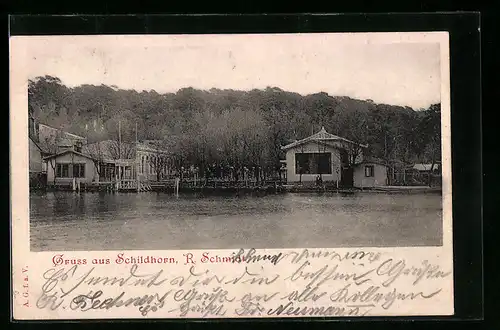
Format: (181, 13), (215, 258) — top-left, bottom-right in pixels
(43, 148), (141, 191)
(40, 139), (170, 191)
(44, 149), (99, 187)
(82, 140), (171, 181)
(281, 127), (387, 188)
(29, 116), (88, 188)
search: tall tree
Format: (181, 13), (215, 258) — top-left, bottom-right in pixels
(28, 75), (441, 183)
(419, 103), (441, 186)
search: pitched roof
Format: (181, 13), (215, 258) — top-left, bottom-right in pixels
(42, 149), (95, 161)
(356, 157), (387, 166)
(81, 140), (169, 160)
(82, 140), (136, 160)
(38, 124), (86, 140)
(29, 135), (47, 153)
(412, 163), (440, 171)
(37, 124), (87, 150)
(281, 127), (367, 151)
(136, 140), (168, 153)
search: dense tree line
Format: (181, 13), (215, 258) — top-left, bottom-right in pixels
(28, 75), (441, 178)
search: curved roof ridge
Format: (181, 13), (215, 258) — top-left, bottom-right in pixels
(281, 127), (366, 150)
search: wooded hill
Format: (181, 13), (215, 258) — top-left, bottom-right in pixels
(28, 75), (441, 173)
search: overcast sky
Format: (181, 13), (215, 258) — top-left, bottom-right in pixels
(21, 33), (443, 109)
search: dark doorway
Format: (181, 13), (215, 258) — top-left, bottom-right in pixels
(339, 149), (353, 188)
(341, 166), (354, 188)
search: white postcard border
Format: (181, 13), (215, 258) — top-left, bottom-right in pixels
(11, 32), (453, 320)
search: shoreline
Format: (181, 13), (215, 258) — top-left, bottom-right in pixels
(30, 184), (442, 195)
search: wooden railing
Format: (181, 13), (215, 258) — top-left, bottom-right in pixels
(149, 178), (284, 189)
(117, 179), (137, 190)
(138, 181), (152, 192)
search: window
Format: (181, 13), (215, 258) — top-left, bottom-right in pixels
(56, 164), (69, 178)
(73, 163), (85, 178)
(365, 165), (374, 177)
(125, 166), (132, 179)
(295, 153), (332, 174)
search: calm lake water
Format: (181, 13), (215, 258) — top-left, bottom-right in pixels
(29, 191), (443, 251)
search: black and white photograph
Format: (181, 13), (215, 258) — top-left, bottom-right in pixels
(26, 34), (445, 252)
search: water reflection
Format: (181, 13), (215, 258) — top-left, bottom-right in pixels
(29, 191), (443, 251)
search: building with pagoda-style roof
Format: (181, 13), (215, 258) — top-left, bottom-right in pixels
(281, 127), (388, 188)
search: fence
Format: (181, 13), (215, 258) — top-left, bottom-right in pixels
(116, 179), (138, 191)
(154, 177), (284, 188)
(387, 168), (442, 187)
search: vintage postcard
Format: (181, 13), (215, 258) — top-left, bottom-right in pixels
(10, 32), (452, 319)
